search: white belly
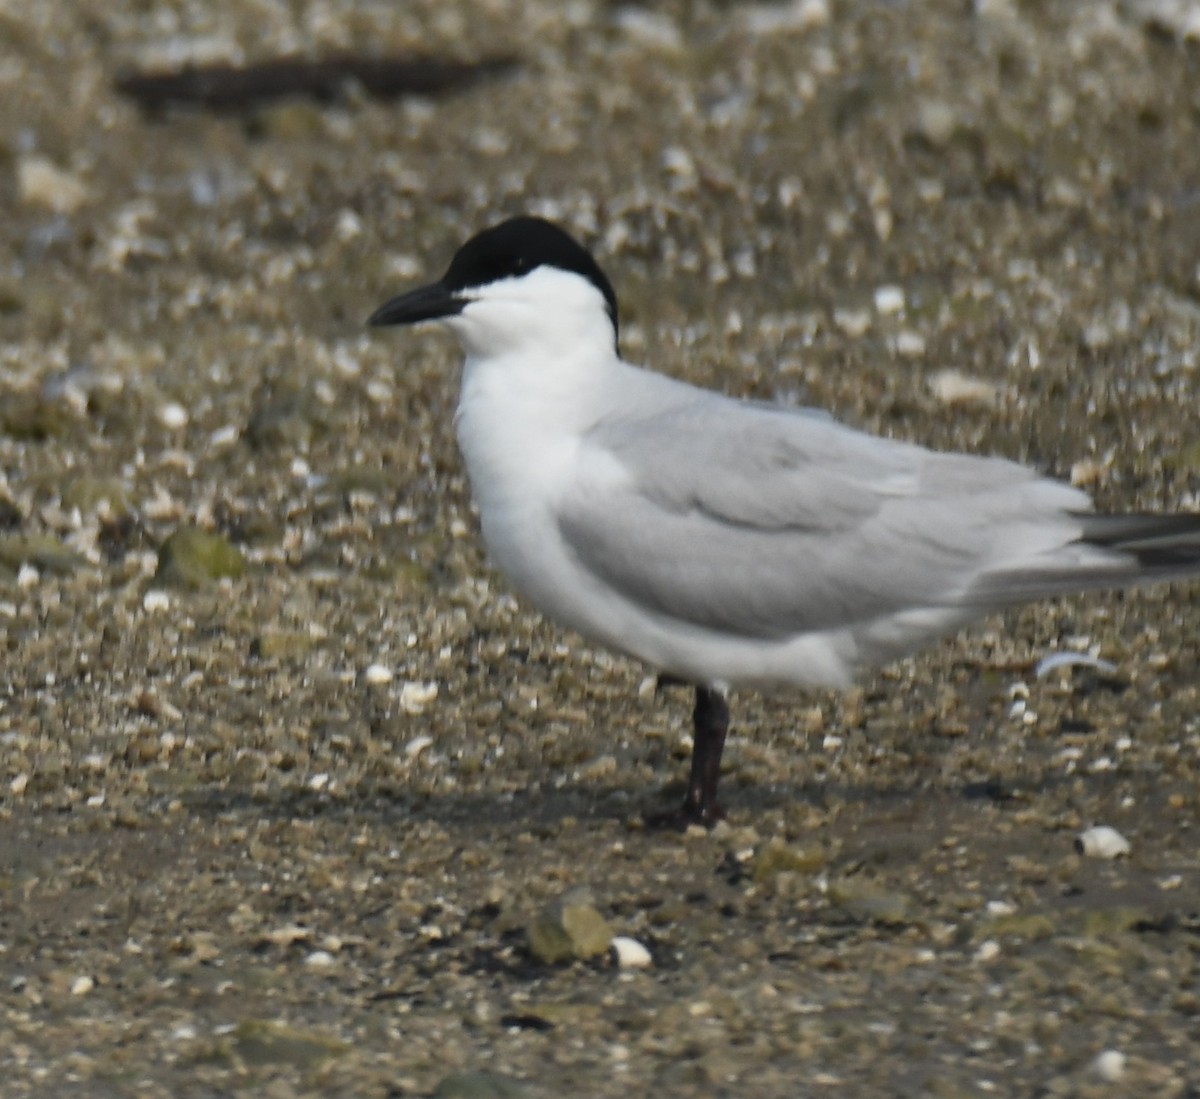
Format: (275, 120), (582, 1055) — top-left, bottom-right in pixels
(452, 357), (868, 690)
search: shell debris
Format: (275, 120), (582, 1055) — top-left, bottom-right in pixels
(611, 936), (653, 969)
(1075, 825), (1131, 859)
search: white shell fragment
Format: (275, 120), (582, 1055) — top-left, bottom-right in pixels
(1035, 651), (1118, 679)
(261, 924), (311, 946)
(18, 155), (89, 213)
(928, 369), (998, 407)
(873, 285), (905, 315)
(362, 663), (393, 685)
(741, 0), (831, 34)
(973, 940), (1001, 964)
(611, 936), (653, 969)
(1076, 825), (1131, 859)
(832, 307), (872, 338)
(405, 734), (434, 757)
(892, 329), (926, 357)
(399, 680), (439, 714)
(158, 402), (189, 429)
(1092, 1049), (1126, 1083)
(142, 589), (170, 613)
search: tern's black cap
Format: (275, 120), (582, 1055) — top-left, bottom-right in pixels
(369, 216), (620, 341)
(445, 217), (616, 319)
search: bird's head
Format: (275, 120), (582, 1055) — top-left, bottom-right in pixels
(369, 216), (620, 360)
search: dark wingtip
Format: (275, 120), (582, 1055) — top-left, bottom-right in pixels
(1075, 511), (1200, 571)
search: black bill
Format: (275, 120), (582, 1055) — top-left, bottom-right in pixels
(368, 281), (465, 327)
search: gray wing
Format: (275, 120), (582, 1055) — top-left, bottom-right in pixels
(557, 393), (1090, 640)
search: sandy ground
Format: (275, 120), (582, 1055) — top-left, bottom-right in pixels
(1, 1), (1199, 1096)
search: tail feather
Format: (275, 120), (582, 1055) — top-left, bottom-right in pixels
(1075, 512), (1200, 571)
(967, 511), (1200, 605)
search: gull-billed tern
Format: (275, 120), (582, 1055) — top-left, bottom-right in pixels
(369, 215), (1200, 825)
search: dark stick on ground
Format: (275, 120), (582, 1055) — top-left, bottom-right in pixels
(115, 54), (519, 112)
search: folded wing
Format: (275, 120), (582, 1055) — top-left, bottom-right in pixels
(555, 394), (1182, 645)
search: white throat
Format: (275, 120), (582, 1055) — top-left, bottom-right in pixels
(447, 265), (618, 365)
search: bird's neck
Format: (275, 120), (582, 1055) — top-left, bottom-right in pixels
(458, 339), (621, 422)
(452, 342), (624, 512)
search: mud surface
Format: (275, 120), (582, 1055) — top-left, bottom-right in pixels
(2, 2), (1199, 1096)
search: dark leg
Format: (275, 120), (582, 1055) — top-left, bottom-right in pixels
(644, 683), (731, 829)
(681, 686), (729, 825)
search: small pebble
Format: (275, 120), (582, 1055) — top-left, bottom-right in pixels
(1092, 1049), (1126, 1082)
(405, 734), (434, 757)
(158, 402), (188, 429)
(304, 950), (336, 969)
(362, 663), (393, 685)
(611, 936), (652, 969)
(527, 894), (613, 964)
(399, 680), (439, 713)
(754, 837), (826, 882)
(974, 940), (1001, 963)
(209, 425), (239, 448)
(915, 99), (960, 148)
(893, 329), (926, 357)
(1076, 825), (1131, 859)
(262, 925), (311, 947)
(1071, 457), (1110, 487)
(156, 526), (245, 587)
(928, 369), (998, 407)
(433, 1070), (532, 1099)
(614, 8), (683, 50)
(832, 307), (872, 338)
(827, 878), (910, 924)
(17, 155), (89, 213)
(142, 589), (170, 613)
(334, 207), (363, 241)
(874, 285), (905, 314)
(70, 975), (95, 996)
(742, 0), (830, 33)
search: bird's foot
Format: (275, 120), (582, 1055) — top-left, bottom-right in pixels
(644, 797), (726, 831)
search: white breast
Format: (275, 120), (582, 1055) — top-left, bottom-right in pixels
(453, 349), (597, 618)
